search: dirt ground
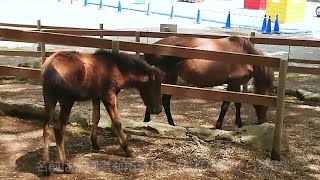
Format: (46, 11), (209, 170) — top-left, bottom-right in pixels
(0, 78), (319, 180)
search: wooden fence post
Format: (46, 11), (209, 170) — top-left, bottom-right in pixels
(99, 23), (103, 39)
(40, 30), (46, 64)
(37, 20), (41, 51)
(135, 31), (141, 58)
(112, 40), (119, 53)
(271, 58), (288, 161)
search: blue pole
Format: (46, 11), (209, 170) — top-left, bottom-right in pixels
(170, 4), (174, 19)
(117, 1), (122, 13)
(196, 9), (201, 24)
(146, 2), (151, 16)
(99, 0), (103, 9)
(224, 11), (231, 29)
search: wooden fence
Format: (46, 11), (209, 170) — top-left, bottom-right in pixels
(2, 21), (319, 161)
(1, 21), (320, 75)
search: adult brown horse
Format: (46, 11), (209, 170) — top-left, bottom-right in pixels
(41, 49), (163, 174)
(143, 36), (274, 129)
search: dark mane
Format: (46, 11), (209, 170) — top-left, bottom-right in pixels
(228, 36), (264, 55)
(228, 36), (274, 93)
(94, 49), (154, 75)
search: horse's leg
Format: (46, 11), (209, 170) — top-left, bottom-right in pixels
(102, 94), (133, 157)
(215, 101), (230, 129)
(54, 99), (74, 173)
(233, 85), (243, 128)
(143, 109), (151, 122)
(90, 98), (101, 150)
(43, 94), (57, 175)
(162, 94), (175, 126)
(143, 71), (178, 126)
(215, 84), (239, 129)
(162, 72), (178, 126)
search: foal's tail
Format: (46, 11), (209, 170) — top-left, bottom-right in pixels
(229, 36), (275, 94)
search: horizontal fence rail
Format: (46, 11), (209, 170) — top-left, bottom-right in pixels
(1, 22), (320, 47)
(1, 27), (319, 74)
(161, 84), (277, 107)
(0, 65), (277, 107)
(0, 22), (96, 30)
(0, 50), (55, 57)
(0, 65), (41, 80)
(0, 28), (280, 68)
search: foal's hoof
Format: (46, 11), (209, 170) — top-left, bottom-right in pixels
(42, 170), (51, 176)
(125, 146), (134, 157)
(92, 143), (101, 151)
(215, 122), (222, 130)
(42, 163), (51, 176)
(62, 163), (72, 174)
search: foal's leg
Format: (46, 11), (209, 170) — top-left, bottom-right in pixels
(43, 95), (57, 175)
(90, 99), (101, 150)
(215, 84), (240, 129)
(54, 99), (74, 173)
(102, 93), (133, 157)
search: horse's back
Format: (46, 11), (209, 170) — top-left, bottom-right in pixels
(152, 36), (257, 87)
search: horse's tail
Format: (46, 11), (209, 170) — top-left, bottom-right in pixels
(229, 36), (274, 94)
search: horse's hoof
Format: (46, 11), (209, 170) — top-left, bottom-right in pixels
(63, 163), (72, 174)
(256, 119), (266, 125)
(143, 118), (151, 122)
(236, 122), (243, 128)
(125, 146), (134, 157)
(215, 123), (222, 129)
(168, 121), (176, 126)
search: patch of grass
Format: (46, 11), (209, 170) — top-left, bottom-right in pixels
(17, 59), (41, 69)
(0, 46), (9, 50)
(286, 74), (312, 82)
(0, 76), (28, 84)
(68, 124), (90, 135)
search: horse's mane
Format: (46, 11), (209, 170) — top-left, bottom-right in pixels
(94, 49), (155, 75)
(228, 36), (264, 55)
(228, 36), (274, 93)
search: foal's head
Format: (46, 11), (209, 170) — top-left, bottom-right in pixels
(95, 49), (164, 115)
(137, 66), (164, 115)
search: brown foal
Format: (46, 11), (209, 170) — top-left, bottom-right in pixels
(41, 49), (163, 174)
